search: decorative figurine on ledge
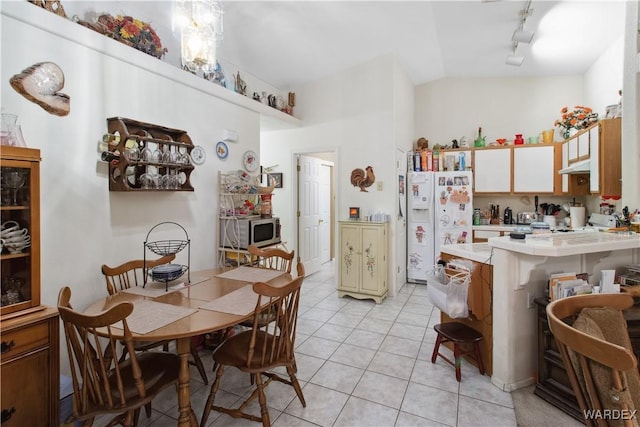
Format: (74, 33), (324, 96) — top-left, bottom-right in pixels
(234, 72), (247, 96)
(204, 61), (226, 87)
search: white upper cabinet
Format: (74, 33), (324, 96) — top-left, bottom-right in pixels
(513, 145), (556, 193)
(473, 148), (511, 193)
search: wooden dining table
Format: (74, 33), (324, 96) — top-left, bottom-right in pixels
(83, 266), (293, 427)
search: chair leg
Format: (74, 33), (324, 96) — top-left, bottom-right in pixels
(200, 365), (224, 427)
(286, 364), (306, 407)
(119, 345), (129, 363)
(122, 410), (135, 427)
(453, 344), (462, 382)
(190, 342), (208, 385)
(144, 402), (152, 418)
(473, 342), (485, 375)
(133, 407), (141, 426)
(255, 374), (271, 427)
(431, 333), (443, 364)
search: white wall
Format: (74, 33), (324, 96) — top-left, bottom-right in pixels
(1, 4), (261, 315)
(392, 59), (415, 289)
(261, 55), (402, 294)
(584, 36), (624, 118)
(415, 76), (584, 147)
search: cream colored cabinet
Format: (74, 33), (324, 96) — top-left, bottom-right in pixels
(513, 145), (556, 193)
(338, 221), (387, 304)
(473, 147), (511, 193)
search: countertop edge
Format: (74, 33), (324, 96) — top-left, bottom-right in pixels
(440, 244), (493, 264)
(487, 233), (640, 256)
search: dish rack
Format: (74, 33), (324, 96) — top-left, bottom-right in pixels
(143, 221), (190, 291)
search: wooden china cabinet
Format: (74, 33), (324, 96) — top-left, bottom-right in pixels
(1, 146), (59, 426)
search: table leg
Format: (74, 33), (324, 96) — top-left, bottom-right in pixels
(176, 337), (198, 426)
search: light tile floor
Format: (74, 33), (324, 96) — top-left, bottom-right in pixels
(94, 260), (522, 427)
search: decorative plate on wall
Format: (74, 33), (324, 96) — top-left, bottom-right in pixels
(216, 141), (229, 159)
(242, 150), (258, 172)
(190, 146), (206, 165)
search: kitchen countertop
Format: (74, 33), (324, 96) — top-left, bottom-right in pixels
(440, 243), (494, 264)
(473, 225), (520, 232)
(488, 231), (640, 257)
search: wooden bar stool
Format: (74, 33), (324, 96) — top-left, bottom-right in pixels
(431, 322), (485, 381)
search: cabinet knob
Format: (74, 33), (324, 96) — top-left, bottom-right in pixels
(1, 407), (16, 423)
(0, 340), (15, 354)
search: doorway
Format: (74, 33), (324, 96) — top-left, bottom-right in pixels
(296, 152), (335, 277)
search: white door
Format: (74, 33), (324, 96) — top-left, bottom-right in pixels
(298, 154), (322, 275)
(319, 163), (332, 264)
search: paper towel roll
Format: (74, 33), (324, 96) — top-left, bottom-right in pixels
(570, 207), (586, 228)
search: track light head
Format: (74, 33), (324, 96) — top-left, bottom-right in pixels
(506, 54), (524, 66)
(513, 29), (534, 44)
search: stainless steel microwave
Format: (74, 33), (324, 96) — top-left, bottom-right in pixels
(219, 217), (281, 249)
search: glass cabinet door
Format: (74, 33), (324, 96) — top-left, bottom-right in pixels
(1, 146), (41, 317)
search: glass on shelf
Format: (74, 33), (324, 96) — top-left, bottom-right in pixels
(2, 168), (26, 206)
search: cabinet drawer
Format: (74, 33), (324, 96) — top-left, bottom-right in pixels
(0, 321), (49, 361)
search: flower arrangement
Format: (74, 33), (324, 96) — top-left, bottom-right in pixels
(98, 14), (167, 59)
(555, 106), (598, 139)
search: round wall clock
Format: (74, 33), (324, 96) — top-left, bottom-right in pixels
(242, 150), (258, 172)
(190, 145), (206, 165)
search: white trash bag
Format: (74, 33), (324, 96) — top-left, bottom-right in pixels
(426, 264), (471, 319)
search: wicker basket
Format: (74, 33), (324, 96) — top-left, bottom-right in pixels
(257, 185), (275, 194)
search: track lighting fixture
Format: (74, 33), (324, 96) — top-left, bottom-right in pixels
(506, 0), (533, 66)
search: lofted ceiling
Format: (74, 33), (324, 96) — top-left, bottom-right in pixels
(62, 1), (626, 89)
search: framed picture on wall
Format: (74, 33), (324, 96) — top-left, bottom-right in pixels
(268, 173), (283, 188)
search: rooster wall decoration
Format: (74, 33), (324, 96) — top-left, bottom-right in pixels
(350, 166), (375, 192)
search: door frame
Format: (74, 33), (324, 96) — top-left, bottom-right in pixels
(292, 148), (338, 274)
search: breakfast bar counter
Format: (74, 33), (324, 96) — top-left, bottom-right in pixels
(486, 232), (640, 392)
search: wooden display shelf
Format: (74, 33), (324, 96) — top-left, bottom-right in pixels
(106, 117), (195, 192)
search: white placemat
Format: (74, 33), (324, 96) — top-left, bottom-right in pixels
(121, 281), (188, 298)
(116, 300), (197, 335)
(120, 275), (211, 298)
(215, 266), (285, 283)
(199, 284), (259, 316)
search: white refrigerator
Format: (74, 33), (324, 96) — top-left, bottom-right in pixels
(407, 170), (473, 284)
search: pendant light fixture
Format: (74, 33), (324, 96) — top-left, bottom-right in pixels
(173, 0), (224, 74)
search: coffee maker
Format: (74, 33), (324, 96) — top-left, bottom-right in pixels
(503, 207), (513, 225)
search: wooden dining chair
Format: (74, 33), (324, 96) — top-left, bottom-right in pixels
(101, 254), (176, 295)
(200, 267), (306, 427)
(546, 293), (640, 427)
(101, 256), (208, 384)
(247, 244), (294, 273)
(239, 245), (296, 330)
(57, 286), (180, 427)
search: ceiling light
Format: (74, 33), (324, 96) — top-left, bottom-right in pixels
(506, 0), (534, 66)
(513, 29), (534, 44)
(173, 0), (224, 74)
(506, 54), (525, 66)
(506, 42), (524, 66)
